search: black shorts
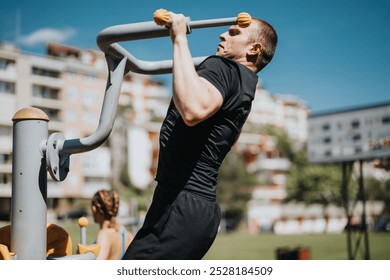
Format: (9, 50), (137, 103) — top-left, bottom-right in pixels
(122, 184), (221, 260)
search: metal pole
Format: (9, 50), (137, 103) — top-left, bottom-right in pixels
(78, 217), (88, 245)
(11, 107), (49, 260)
(359, 160), (370, 260)
(342, 161), (353, 259)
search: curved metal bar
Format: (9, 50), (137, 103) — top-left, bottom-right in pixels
(104, 42), (207, 75)
(61, 56), (127, 155)
(46, 56), (127, 181)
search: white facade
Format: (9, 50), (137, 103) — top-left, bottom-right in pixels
(308, 103), (390, 163)
(0, 42), (169, 200)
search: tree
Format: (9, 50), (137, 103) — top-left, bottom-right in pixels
(365, 177), (390, 217)
(286, 149), (347, 207)
(269, 126), (295, 159)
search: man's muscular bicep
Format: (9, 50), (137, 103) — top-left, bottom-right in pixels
(173, 77), (223, 127)
(196, 77), (223, 121)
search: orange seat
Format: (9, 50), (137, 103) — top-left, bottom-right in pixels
(0, 224), (73, 259)
(46, 223), (73, 257)
(0, 225), (12, 260)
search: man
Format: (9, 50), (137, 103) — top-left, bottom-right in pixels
(123, 11), (277, 260)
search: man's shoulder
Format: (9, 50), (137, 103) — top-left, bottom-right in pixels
(197, 56), (240, 74)
(201, 55), (237, 66)
(200, 56), (254, 75)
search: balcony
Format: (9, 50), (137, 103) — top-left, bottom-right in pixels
(257, 158), (291, 171)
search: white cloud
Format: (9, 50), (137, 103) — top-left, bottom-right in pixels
(18, 27), (76, 46)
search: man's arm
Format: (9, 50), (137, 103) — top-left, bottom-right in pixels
(169, 12), (223, 126)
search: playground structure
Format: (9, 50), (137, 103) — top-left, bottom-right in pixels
(0, 10), (252, 260)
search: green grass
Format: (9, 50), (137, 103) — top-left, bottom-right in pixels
(61, 221), (390, 260)
(3, 220), (389, 260)
(204, 232), (390, 260)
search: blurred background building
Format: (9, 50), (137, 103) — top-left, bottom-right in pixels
(1, 42), (387, 234)
(0, 42), (170, 220)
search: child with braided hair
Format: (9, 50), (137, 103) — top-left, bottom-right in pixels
(91, 190), (133, 260)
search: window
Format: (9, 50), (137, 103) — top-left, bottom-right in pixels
(323, 137), (332, 144)
(1, 173), (11, 184)
(32, 66), (60, 78)
(382, 116), (390, 125)
(83, 111), (97, 124)
(0, 125), (11, 137)
(65, 110), (77, 122)
(352, 134), (361, 141)
(83, 91), (97, 106)
(0, 153), (11, 164)
(0, 58), (15, 70)
(83, 73), (98, 82)
(36, 107), (61, 122)
(0, 80), (15, 94)
(65, 87), (78, 101)
(322, 123), (330, 131)
(66, 70), (78, 79)
(32, 85), (59, 100)
(351, 120), (360, 129)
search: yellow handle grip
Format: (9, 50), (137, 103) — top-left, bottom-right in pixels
(237, 12), (252, 27)
(153, 9), (252, 28)
(154, 9), (171, 26)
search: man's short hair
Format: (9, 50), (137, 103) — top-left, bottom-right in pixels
(250, 18), (278, 71)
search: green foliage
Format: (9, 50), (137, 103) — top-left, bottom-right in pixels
(263, 125), (295, 160)
(113, 165), (155, 212)
(286, 149), (348, 206)
(286, 148), (390, 217)
(365, 177), (390, 216)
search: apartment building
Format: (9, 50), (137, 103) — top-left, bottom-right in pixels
(0, 42), (170, 219)
(242, 88), (309, 233)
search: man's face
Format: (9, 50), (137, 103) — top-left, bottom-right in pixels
(216, 24), (254, 60)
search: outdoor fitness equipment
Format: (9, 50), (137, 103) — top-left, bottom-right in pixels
(96, 9), (252, 75)
(0, 9), (252, 260)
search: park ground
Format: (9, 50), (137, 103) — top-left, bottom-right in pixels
(61, 221), (390, 260)
(2, 220), (389, 260)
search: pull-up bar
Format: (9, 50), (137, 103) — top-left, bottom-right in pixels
(96, 9), (252, 75)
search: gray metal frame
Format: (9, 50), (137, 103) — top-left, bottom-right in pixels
(11, 112), (48, 260)
(342, 161), (370, 260)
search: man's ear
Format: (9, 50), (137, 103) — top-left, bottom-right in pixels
(248, 43), (262, 55)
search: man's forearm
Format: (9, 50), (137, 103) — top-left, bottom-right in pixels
(172, 35), (209, 125)
(170, 13), (222, 126)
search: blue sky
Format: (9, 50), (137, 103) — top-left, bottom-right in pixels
(1, 0), (389, 113)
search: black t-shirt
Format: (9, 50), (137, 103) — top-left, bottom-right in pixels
(155, 56), (258, 198)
